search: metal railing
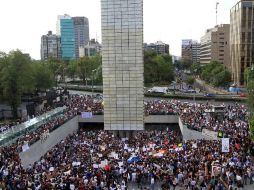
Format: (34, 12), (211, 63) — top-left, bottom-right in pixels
(0, 107), (66, 146)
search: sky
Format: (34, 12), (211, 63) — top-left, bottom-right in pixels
(0, 0), (239, 59)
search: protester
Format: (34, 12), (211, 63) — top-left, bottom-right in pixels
(0, 95), (252, 189)
(1, 129), (253, 189)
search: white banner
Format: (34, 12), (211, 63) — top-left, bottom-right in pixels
(221, 138), (230, 153)
(81, 112), (93, 119)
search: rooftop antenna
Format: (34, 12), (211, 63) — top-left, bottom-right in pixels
(96, 32), (98, 42)
(216, 2), (219, 26)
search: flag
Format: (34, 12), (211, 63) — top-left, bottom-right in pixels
(222, 138), (229, 153)
(22, 143), (29, 152)
(127, 155), (141, 164)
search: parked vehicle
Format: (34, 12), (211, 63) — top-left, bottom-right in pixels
(205, 93), (216, 97)
(147, 87), (168, 94)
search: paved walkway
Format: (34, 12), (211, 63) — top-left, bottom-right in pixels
(195, 78), (230, 94)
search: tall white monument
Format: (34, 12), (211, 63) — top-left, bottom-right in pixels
(101, 0), (144, 131)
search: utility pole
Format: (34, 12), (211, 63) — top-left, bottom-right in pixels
(216, 2), (219, 26)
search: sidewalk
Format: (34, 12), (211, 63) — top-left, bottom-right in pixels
(195, 78), (230, 94)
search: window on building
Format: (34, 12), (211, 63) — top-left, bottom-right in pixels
(248, 21), (252, 28)
(242, 32), (246, 42)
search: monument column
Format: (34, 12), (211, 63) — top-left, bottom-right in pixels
(101, 0), (144, 131)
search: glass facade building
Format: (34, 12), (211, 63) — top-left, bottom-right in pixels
(57, 15), (75, 61)
(230, 0), (254, 86)
(101, 0), (144, 131)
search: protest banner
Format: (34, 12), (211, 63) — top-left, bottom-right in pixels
(222, 138), (229, 153)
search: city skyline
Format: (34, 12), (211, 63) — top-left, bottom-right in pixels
(0, 0), (238, 59)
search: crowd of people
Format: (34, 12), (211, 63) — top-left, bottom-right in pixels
(0, 106), (54, 134)
(179, 102), (249, 138)
(0, 96), (251, 151)
(0, 93), (103, 135)
(145, 100), (249, 139)
(0, 94), (253, 189)
(0, 129), (253, 189)
(13, 94), (104, 149)
(1, 96), (249, 139)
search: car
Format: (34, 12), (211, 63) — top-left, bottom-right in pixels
(205, 93), (216, 97)
(187, 89), (196, 93)
(239, 93), (246, 97)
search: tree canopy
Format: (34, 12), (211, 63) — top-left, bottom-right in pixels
(0, 50), (57, 118)
(67, 55), (102, 85)
(0, 50), (35, 118)
(0, 49), (174, 118)
(144, 51), (174, 85)
(200, 61), (231, 87)
(191, 63), (202, 75)
(32, 61), (54, 91)
(244, 66), (254, 141)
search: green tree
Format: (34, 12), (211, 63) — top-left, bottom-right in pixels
(46, 58), (65, 86)
(247, 80), (254, 112)
(32, 62), (54, 91)
(67, 60), (78, 81)
(191, 63), (202, 75)
(246, 69), (254, 141)
(144, 51), (158, 84)
(200, 61), (231, 87)
(182, 59), (192, 70)
(212, 70), (231, 87)
(92, 56), (102, 85)
(0, 50), (35, 118)
(244, 67), (254, 85)
(144, 51), (174, 85)
(186, 77), (195, 86)
(76, 56), (102, 85)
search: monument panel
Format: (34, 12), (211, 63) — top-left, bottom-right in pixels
(101, 0), (144, 131)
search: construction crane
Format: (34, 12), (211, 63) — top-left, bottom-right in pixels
(216, 2), (219, 26)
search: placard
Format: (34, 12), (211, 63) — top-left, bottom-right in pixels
(222, 138), (229, 153)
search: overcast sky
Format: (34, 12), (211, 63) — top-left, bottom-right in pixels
(0, 0), (238, 59)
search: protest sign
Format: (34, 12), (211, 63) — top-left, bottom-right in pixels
(222, 138), (229, 153)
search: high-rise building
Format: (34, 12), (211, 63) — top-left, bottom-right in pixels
(181, 40), (200, 64)
(72, 17), (90, 58)
(191, 41), (201, 64)
(79, 39), (101, 57)
(57, 14), (75, 61)
(40, 31), (61, 60)
(200, 24), (230, 67)
(230, 0), (254, 86)
(101, 0), (144, 132)
(181, 39), (201, 64)
(181, 39), (193, 64)
(144, 41), (170, 55)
